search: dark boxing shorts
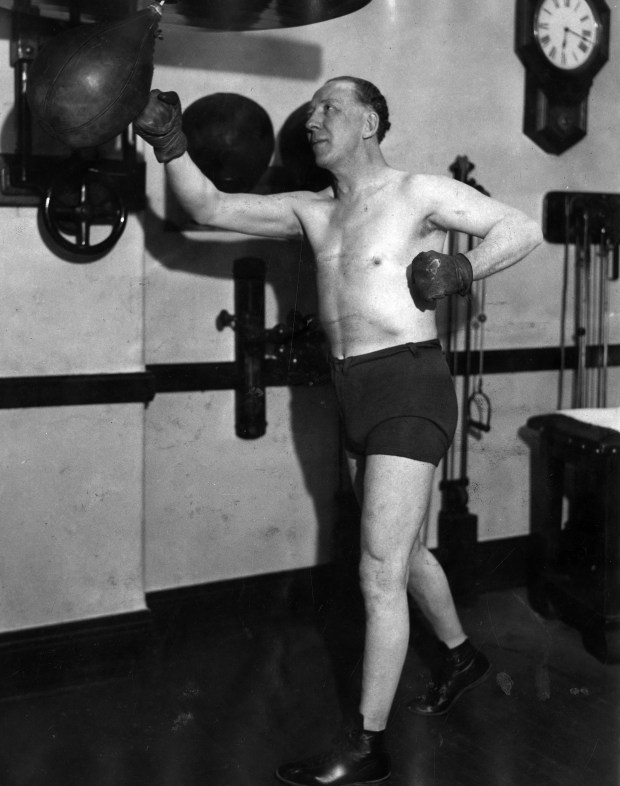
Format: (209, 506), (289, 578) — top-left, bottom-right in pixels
(330, 340), (458, 466)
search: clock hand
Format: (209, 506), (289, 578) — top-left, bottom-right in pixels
(565, 26), (593, 44)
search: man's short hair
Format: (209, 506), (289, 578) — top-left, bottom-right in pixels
(326, 76), (391, 143)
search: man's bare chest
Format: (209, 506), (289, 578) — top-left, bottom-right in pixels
(305, 195), (429, 260)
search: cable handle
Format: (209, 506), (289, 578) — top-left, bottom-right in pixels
(468, 382), (491, 433)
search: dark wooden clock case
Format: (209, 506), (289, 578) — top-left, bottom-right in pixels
(515, 0), (610, 154)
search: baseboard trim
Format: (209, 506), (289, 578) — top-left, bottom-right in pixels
(0, 609), (153, 700)
(0, 536), (531, 700)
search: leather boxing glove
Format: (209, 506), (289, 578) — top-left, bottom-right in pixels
(410, 250), (473, 301)
(133, 89), (188, 163)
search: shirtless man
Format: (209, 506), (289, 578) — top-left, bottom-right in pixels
(135, 77), (542, 786)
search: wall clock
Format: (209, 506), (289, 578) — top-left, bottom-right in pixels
(515, 0), (610, 154)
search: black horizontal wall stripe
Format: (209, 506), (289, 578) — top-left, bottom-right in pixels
(448, 343), (620, 376)
(0, 344), (618, 408)
(0, 372), (157, 409)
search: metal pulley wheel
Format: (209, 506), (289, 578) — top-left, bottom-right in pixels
(42, 167), (128, 259)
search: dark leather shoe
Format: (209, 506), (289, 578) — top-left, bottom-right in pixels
(275, 725), (391, 785)
(408, 640), (490, 716)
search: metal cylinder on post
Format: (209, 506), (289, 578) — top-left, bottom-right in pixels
(233, 257), (266, 439)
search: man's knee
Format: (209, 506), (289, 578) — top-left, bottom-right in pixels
(359, 552), (408, 604)
(407, 540), (434, 584)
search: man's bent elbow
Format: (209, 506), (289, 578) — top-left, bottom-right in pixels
(525, 217), (544, 255)
(183, 186), (223, 228)
(510, 212), (543, 261)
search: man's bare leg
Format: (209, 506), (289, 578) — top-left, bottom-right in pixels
(354, 453), (440, 730)
(350, 451), (466, 651)
(404, 491), (491, 717)
(406, 542), (466, 649)
(276, 453), (484, 784)
(275, 451), (397, 785)
(276, 453), (429, 784)
(350, 452), (488, 725)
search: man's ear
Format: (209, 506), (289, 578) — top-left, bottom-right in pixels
(362, 110), (380, 139)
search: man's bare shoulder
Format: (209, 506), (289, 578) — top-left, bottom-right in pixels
(404, 172), (456, 196)
(403, 173), (490, 221)
(284, 185), (338, 227)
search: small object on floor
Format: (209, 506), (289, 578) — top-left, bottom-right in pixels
(408, 638), (491, 716)
(496, 671), (514, 696)
(275, 716), (391, 786)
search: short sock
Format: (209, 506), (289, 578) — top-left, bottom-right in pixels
(448, 638), (474, 659)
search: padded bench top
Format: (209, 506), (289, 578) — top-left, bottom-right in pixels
(527, 408), (620, 453)
(556, 408), (620, 431)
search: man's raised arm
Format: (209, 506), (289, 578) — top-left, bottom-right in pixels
(134, 89), (305, 240)
(409, 174), (542, 304)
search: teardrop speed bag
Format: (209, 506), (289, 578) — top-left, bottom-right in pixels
(27, 3), (163, 149)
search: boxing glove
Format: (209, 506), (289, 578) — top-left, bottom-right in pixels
(133, 89), (188, 163)
(410, 250), (473, 301)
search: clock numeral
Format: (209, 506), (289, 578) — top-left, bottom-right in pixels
(578, 40), (590, 54)
(561, 51), (567, 65)
(540, 34), (551, 46)
(552, 0), (560, 8)
(538, 21), (550, 29)
(582, 29), (592, 37)
(549, 45), (558, 60)
(564, 0), (571, 6)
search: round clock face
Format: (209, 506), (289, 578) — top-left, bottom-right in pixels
(534, 0), (600, 71)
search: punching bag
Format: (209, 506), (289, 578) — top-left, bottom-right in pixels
(182, 93), (274, 193)
(27, 3), (163, 149)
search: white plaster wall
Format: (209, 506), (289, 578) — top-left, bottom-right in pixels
(0, 404), (145, 629)
(0, 11), (147, 631)
(145, 387), (339, 591)
(0, 212), (145, 376)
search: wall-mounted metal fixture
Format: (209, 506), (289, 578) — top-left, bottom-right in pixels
(217, 257), (267, 439)
(216, 257), (328, 439)
(543, 191), (620, 410)
(0, 1), (149, 260)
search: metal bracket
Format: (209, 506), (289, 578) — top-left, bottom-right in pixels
(216, 258), (328, 439)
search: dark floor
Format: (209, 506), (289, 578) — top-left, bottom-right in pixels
(0, 580), (618, 786)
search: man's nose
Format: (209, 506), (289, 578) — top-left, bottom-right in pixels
(305, 110), (320, 130)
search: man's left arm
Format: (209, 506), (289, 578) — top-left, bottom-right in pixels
(411, 175), (543, 302)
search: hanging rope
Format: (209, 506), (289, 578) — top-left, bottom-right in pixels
(557, 197), (571, 410)
(468, 277), (491, 433)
